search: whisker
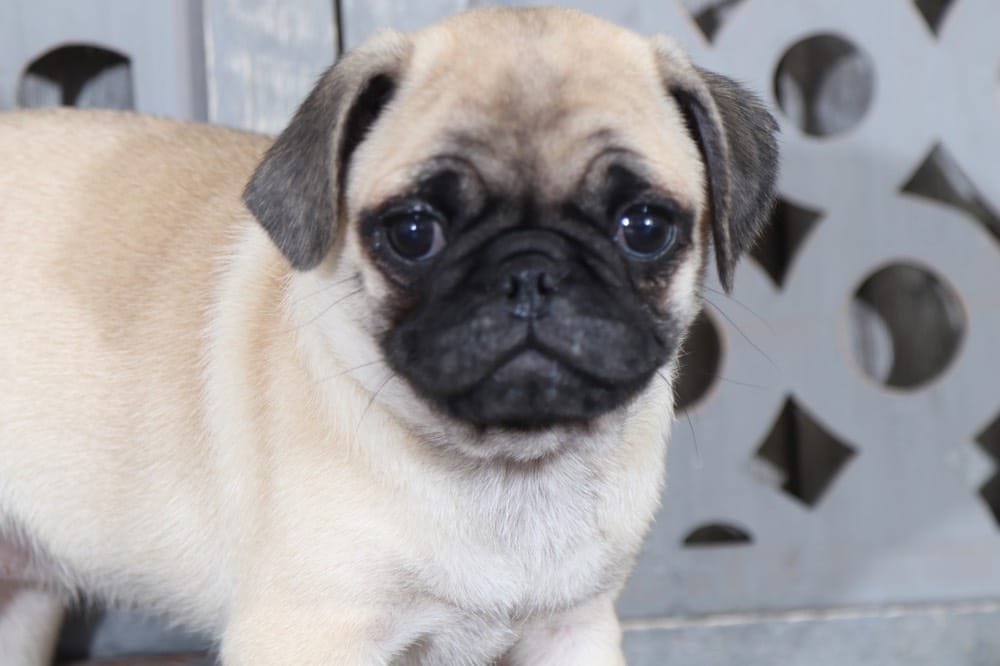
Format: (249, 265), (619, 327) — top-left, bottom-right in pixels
(685, 410), (702, 469)
(701, 297), (776, 369)
(355, 371), (396, 435)
(289, 273), (360, 306)
(656, 370), (703, 468)
(285, 287), (364, 333)
(678, 368), (770, 391)
(318, 358), (386, 383)
(702, 285), (774, 335)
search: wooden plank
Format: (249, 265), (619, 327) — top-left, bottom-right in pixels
(0, 0), (205, 119)
(204, 0), (339, 133)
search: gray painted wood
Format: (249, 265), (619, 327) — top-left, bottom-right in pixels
(339, 0), (466, 49)
(623, 603), (1000, 666)
(339, 0), (704, 50)
(0, 0), (205, 119)
(615, 0), (1000, 620)
(203, 0), (338, 133)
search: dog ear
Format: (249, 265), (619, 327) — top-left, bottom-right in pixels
(652, 38), (779, 292)
(243, 31), (412, 270)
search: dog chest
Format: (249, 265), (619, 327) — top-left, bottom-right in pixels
(405, 463), (635, 621)
(391, 516), (622, 663)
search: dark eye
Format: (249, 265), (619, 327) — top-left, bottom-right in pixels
(384, 210), (446, 261)
(615, 204), (677, 258)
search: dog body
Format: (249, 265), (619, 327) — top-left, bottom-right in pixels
(0, 8), (776, 665)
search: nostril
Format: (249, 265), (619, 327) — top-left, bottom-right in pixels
(500, 264), (559, 319)
(504, 274), (520, 299)
(537, 272), (556, 295)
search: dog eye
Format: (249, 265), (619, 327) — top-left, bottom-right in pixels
(615, 204), (677, 259)
(385, 210), (446, 261)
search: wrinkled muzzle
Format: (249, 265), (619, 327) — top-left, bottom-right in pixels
(384, 229), (672, 428)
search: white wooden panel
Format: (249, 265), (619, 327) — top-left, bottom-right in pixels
(0, 0), (205, 119)
(204, 0), (338, 133)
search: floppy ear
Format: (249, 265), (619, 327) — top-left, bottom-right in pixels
(243, 31), (412, 270)
(652, 38), (779, 292)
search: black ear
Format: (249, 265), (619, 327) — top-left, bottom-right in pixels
(243, 32), (411, 270)
(653, 39), (779, 292)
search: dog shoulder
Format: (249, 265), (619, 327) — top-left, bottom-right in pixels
(1, 108), (269, 195)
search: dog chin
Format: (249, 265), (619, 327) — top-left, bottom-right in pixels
(374, 362), (642, 464)
(417, 407), (630, 464)
(442, 348), (651, 430)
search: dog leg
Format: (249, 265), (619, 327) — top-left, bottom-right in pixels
(0, 584), (64, 666)
(501, 593), (626, 666)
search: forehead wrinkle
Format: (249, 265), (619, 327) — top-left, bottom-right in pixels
(438, 125), (630, 199)
(356, 15), (704, 218)
(437, 129), (521, 186)
(437, 118), (696, 217)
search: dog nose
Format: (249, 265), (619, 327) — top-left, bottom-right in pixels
(502, 256), (560, 319)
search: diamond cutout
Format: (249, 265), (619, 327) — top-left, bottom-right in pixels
(682, 0), (745, 43)
(900, 143), (1000, 243)
(754, 398), (857, 507)
(749, 198), (823, 287)
(976, 413), (1000, 527)
(683, 522), (753, 548)
(912, 0), (955, 36)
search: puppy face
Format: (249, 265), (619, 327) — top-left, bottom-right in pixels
(244, 8), (777, 457)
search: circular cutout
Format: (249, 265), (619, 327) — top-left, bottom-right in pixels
(773, 33), (875, 137)
(673, 311), (722, 411)
(848, 263), (965, 389)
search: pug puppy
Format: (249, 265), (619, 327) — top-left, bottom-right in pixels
(0, 6), (777, 665)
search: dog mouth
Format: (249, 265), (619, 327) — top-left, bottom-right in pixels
(442, 345), (641, 428)
(384, 290), (673, 428)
